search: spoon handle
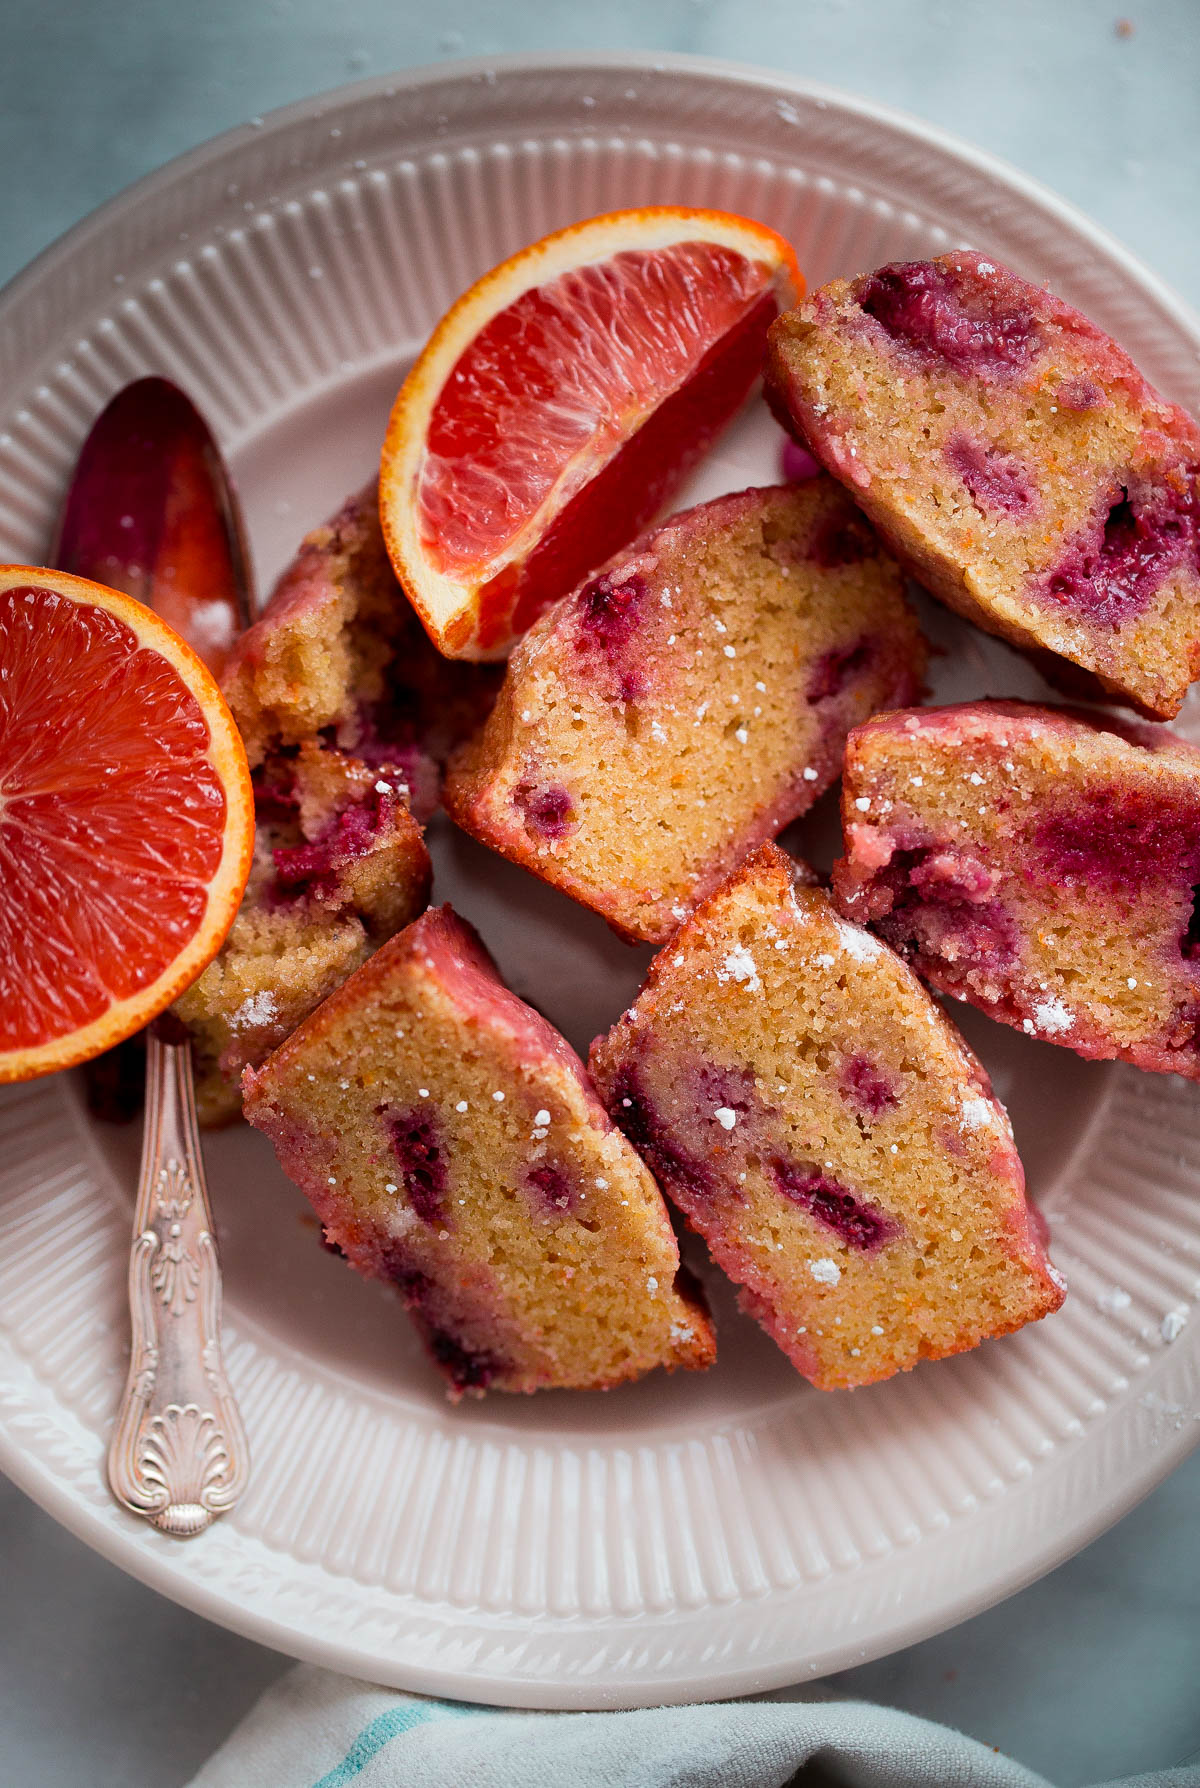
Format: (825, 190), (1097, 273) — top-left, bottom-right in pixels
(107, 1030), (250, 1536)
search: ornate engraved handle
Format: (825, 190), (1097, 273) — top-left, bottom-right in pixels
(108, 1027), (249, 1536)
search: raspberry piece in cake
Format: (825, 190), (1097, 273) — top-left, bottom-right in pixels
(445, 481), (925, 943)
(834, 699), (1200, 1079)
(242, 906), (715, 1396)
(174, 740), (430, 1125)
(766, 252), (1200, 718)
(590, 843), (1063, 1390)
(222, 480), (500, 818)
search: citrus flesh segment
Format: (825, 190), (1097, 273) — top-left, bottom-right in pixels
(381, 208), (802, 659)
(468, 285), (781, 652)
(0, 571), (253, 1081)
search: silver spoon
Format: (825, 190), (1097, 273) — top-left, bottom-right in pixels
(54, 377), (253, 1536)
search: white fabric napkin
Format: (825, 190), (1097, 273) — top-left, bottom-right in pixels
(186, 1663), (1200, 1788)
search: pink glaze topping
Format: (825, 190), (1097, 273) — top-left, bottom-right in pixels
(856, 257), (1039, 379)
(403, 907), (610, 1111)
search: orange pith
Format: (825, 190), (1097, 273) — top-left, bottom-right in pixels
(381, 207), (803, 659)
(0, 567), (254, 1082)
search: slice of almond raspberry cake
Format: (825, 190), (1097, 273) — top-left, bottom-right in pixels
(590, 843), (1063, 1390)
(223, 480), (500, 817)
(243, 906), (715, 1397)
(445, 480), (925, 944)
(766, 252), (1200, 718)
(175, 739), (430, 1125)
(173, 482), (489, 1122)
(834, 699), (1200, 1080)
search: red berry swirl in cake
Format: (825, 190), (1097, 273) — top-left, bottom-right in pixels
(834, 699), (1200, 1079)
(766, 252), (1200, 718)
(243, 906), (715, 1397)
(590, 843), (1062, 1390)
(445, 479), (925, 944)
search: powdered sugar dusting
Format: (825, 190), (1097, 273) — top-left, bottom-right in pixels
(809, 1257), (841, 1285)
(835, 918), (884, 963)
(718, 945), (760, 992)
(231, 991), (278, 1031)
(1032, 996), (1074, 1036)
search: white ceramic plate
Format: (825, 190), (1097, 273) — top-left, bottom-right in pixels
(3, 53), (1200, 1709)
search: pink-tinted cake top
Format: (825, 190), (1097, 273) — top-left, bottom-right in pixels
(842, 253), (1199, 418)
(400, 907), (608, 1107)
(847, 697), (1200, 759)
(856, 257), (1040, 379)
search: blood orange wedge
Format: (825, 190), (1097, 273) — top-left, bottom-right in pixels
(380, 206), (802, 659)
(0, 568), (254, 1083)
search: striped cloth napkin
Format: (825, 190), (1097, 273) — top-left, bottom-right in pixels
(187, 1663), (1200, 1787)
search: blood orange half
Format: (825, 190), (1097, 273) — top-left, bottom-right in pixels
(0, 568), (253, 1082)
(381, 207), (802, 659)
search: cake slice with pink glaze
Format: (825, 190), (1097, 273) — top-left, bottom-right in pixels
(590, 843), (1063, 1390)
(243, 906), (716, 1397)
(223, 480), (500, 818)
(172, 482), (491, 1122)
(174, 739), (430, 1125)
(445, 480), (925, 944)
(834, 700), (1200, 1079)
(766, 252), (1200, 718)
